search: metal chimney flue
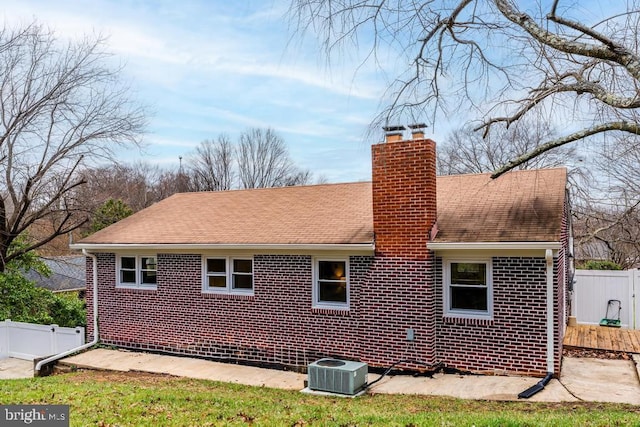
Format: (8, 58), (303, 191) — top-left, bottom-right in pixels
(383, 125), (406, 142)
(408, 123), (427, 140)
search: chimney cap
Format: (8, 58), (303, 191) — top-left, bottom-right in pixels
(382, 125), (406, 133)
(408, 123), (427, 130)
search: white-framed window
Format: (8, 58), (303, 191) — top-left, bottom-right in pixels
(444, 259), (492, 319)
(117, 255), (157, 289)
(313, 258), (349, 309)
(203, 257), (253, 294)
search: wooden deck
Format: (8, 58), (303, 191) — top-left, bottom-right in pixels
(563, 325), (640, 353)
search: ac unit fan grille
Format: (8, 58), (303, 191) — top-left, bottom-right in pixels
(307, 358), (368, 395)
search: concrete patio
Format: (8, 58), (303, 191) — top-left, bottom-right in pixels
(0, 357), (34, 379)
(2, 346), (638, 405)
(44, 348), (640, 404)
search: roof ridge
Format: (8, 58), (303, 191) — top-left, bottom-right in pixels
(436, 166), (567, 179)
(170, 180), (372, 197)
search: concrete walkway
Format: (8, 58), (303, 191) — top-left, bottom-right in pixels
(57, 349), (640, 404)
(61, 349), (305, 390)
(559, 356), (640, 405)
(0, 357), (33, 379)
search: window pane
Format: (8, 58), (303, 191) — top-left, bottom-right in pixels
(208, 276), (226, 288)
(319, 261), (346, 281)
(207, 258), (226, 273)
(121, 270), (136, 283)
(451, 263), (486, 286)
(319, 280), (347, 302)
(141, 257), (157, 270)
(451, 286), (487, 311)
(233, 259), (252, 274)
(142, 270), (157, 284)
(121, 257), (135, 270)
(233, 274), (253, 289)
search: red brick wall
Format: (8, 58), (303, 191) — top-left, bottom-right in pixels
(88, 253), (439, 370)
(372, 138), (436, 259)
(435, 256), (563, 377)
(87, 251), (564, 376)
(358, 257), (437, 369)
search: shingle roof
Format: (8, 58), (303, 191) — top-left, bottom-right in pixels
(79, 182), (374, 245)
(433, 168), (567, 243)
(25, 256), (86, 292)
(78, 168), (567, 247)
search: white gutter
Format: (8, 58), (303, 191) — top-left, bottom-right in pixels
(545, 249), (555, 374)
(70, 242), (375, 252)
(35, 249), (99, 373)
(427, 242), (561, 251)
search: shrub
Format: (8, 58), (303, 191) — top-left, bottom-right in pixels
(578, 260), (623, 270)
(0, 271), (86, 327)
(0, 234), (86, 327)
(49, 292), (87, 327)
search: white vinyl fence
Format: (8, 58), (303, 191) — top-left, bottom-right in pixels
(0, 319), (84, 360)
(572, 269), (639, 329)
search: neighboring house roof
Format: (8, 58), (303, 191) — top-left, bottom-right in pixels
(25, 256), (86, 292)
(75, 168), (567, 248)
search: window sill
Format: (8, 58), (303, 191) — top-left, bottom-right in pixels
(116, 284), (157, 291)
(312, 306), (350, 316)
(442, 315), (494, 326)
(202, 290), (255, 300)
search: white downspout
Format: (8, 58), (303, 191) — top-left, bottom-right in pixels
(35, 249), (99, 373)
(545, 249), (554, 375)
(633, 269), (637, 330)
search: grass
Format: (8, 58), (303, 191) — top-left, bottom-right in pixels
(0, 370), (638, 426)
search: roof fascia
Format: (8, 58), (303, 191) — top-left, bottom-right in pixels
(70, 243), (375, 252)
(427, 242), (561, 251)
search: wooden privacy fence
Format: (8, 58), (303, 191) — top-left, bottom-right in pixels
(572, 269), (639, 330)
(0, 319), (84, 360)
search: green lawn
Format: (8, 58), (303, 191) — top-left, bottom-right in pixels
(0, 370), (638, 426)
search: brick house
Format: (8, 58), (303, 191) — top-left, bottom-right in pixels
(72, 128), (571, 377)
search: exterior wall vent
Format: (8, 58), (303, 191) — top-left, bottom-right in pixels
(307, 358), (368, 395)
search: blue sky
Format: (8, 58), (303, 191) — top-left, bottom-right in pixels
(2, 0), (447, 183)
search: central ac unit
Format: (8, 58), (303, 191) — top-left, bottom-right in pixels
(307, 358), (368, 395)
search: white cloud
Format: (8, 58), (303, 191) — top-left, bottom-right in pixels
(0, 0), (388, 183)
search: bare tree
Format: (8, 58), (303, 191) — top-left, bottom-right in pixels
(290, 0), (640, 177)
(75, 162), (161, 215)
(154, 168), (193, 198)
(438, 120), (576, 175)
(133, 162), (172, 207)
(569, 134), (640, 268)
(236, 128), (311, 189)
(188, 136), (235, 191)
(573, 201), (640, 269)
(593, 134), (640, 203)
(283, 169), (315, 187)
(0, 22), (145, 270)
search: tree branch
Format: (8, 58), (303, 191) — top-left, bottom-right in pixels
(494, 0), (640, 81)
(492, 121), (640, 178)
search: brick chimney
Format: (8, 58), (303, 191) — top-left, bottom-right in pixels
(372, 125), (436, 259)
